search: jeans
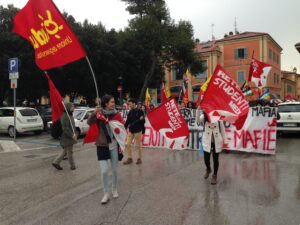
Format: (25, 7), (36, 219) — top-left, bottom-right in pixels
(204, 143), (219, 175)
(53, 146), (75, 168)
(99, 148), (118, 193)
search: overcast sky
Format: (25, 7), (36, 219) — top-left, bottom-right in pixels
(2, 0), (300, 71)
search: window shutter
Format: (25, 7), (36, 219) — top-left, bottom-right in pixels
(234, 49), (238, 59)
(244, 48), (248, 59)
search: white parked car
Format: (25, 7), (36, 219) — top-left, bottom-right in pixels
(0, 107), (44, 137)
(277, 102), (300, 132)
(47, 107), (95, 138)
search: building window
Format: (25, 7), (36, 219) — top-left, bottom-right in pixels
(171, 65), (182, 80)
(195, 60), (208, 80)
(269, 49), (272, 60)
(273, 52), (276, 62)
(235, 48), (248, 59)
(274, 73), (280, 84)
(287, 85), (292, 93)
(193, 93), (199, 101)
(237, 71), (246, 83)
(277, 55), (280, 64)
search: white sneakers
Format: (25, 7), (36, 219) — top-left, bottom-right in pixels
(112, 188), (119, 198)
(101, 193), (110, 204)
(101, 189), (118, 205)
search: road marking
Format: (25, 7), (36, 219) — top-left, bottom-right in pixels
(0, 140), (21, 152)
(22, 146), (58, 151)
(17, 140), (61, 147)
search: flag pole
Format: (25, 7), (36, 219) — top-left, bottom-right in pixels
(44, 71), (76, 136)
(85, 56), (100, 105)
(61, 100), (76, 135)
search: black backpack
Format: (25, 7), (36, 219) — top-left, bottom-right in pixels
(51, 120), (62, 139)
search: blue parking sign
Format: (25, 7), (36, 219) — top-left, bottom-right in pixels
(8, 58), (19, 73)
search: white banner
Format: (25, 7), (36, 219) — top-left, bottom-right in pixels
(223, 107), (278, 155)
(121, 107), (277, 154)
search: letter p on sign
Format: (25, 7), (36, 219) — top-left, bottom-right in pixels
(8, 58), (18, 73)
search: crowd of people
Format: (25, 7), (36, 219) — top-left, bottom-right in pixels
(50, 93), (284, 205)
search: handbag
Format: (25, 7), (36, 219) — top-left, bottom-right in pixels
(118, 148), (124, 161)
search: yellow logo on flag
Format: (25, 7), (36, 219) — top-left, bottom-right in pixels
(29, 10), (63, 49)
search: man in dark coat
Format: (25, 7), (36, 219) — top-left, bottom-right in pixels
(123, 99), (145, 165)
(52, 102), (77, 170)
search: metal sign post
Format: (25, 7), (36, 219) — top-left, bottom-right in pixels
(8, 58), (19, 141)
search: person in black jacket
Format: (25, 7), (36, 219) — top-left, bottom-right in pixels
(123, 99), (145, 165)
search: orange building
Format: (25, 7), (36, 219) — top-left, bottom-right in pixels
(281, 70), (300, 100)
(165, 31), (283, 101)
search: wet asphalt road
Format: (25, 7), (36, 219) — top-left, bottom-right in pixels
(0, 133), (299, 225)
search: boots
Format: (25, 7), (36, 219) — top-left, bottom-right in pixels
(204, 169), (211, 179)
(211, 175), (217, 185)
(136, 158), (142, 165)
(123, 158), (133, 165)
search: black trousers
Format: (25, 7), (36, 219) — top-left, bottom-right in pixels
(204, 142), (219, 175)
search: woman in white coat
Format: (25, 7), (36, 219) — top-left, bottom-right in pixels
(196, 106), (226, 185)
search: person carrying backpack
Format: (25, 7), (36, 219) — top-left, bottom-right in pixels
(196, 105), (226, 185)
(52, 103), (77, 170)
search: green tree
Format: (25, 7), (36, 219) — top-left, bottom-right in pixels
(121, 0), (203, 100)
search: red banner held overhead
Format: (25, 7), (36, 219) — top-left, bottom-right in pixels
(248, 58), (271, 89)
(13, 0), (86, 70)
(201, 65), (249, 129)
(147, 99), (189, 149)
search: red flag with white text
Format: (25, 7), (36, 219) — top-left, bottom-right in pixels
(201, 65), (249, 129)
(147, 98), (189, 149)
(46, 73), (64, 122)
(13, 0), (86, 70)
(248, 58), (271, 89)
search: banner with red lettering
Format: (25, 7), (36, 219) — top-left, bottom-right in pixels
(147, 99), (189, 149)
(201, 65), (249, 129)
(223, 107), (277, 155)
(13, 0), (86, 70)
(121, 107), (277, 154)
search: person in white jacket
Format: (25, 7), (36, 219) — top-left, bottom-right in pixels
(196, 106), (226, 185)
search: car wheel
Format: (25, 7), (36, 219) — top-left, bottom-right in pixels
(75, 128), (81, 137)
(34, 130), (42, 135)
(8, 126), (16, 138)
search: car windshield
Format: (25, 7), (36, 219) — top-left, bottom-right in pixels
(73, 110), (85, 120)
(19, 109), (38, 117)
(278, 104), (300, 113)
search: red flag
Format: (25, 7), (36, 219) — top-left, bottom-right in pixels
(201, 65), (249, 129)
(248, 58), (271, 89)
(83, 123), (99, 144)
(46, 73), (64, 122)
(161, 83), (168, 104)
(84, 112), (127, 150)
(147, 98), (189, 148)
(13, 0), (86, 70)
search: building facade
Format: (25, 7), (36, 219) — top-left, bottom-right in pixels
(281, 70), (300, 100)
(165, 31), (283, 101)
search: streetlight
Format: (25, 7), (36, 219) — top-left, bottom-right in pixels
(118, 76), (123, 106)
(295, 42), (300, 53)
